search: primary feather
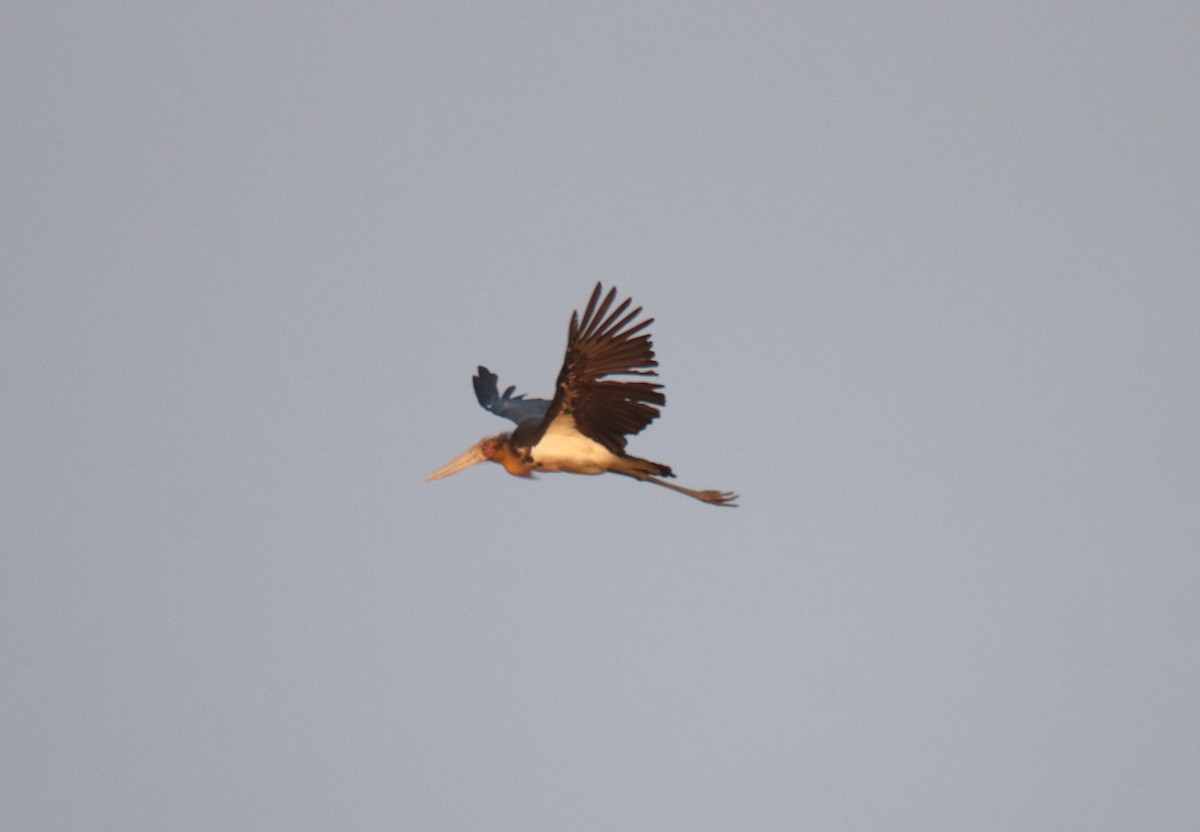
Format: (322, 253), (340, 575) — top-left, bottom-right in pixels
(472, 366), (550, 425)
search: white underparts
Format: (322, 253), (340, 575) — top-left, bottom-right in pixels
(529, 414), (617, 474)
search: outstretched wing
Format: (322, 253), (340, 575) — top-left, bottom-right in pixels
(528, 283), (664, 454)
(472, 366), (551, 425)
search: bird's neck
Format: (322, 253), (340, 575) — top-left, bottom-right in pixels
(492, 436), (535, 477)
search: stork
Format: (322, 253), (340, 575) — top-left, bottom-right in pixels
(426, 283), (737, 506)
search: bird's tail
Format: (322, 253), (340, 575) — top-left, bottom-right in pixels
(615, 455), (674, 479)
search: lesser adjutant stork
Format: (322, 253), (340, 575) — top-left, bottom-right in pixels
(426, 283), (737, 506)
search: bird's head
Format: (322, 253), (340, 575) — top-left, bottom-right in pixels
(425, 433), (510, 481)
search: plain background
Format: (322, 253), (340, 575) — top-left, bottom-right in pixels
(4, 3), (1197, 829)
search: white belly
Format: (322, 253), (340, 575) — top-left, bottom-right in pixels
(530, 416), (618, 474)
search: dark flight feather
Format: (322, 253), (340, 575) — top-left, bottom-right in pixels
(530, 283), (665, 454)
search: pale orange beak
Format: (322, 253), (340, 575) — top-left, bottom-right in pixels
(425, 442), (488, 481)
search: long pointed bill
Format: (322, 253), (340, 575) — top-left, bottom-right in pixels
(425, 442), (488, 481)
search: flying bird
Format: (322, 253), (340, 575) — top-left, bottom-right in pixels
(426, 283), (737, 506)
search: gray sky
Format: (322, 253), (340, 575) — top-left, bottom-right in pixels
(4, 3), (1198, 829)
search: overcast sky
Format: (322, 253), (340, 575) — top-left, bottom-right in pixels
(3, 3), (1198, 830)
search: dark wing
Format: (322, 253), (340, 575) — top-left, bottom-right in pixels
(530, 283), (664, 454)
(473, 366), (551, 425)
